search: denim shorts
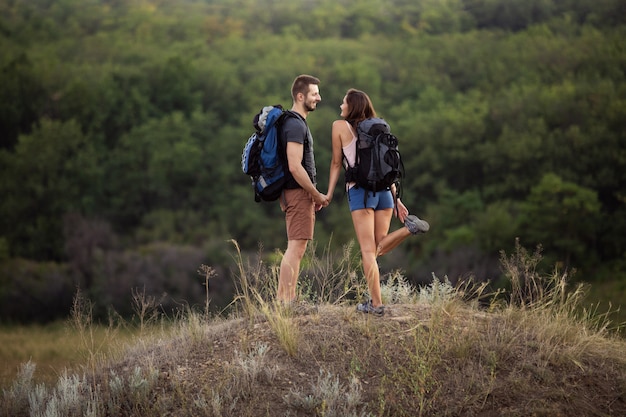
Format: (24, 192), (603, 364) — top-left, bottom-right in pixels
(347, 186), (394, 211)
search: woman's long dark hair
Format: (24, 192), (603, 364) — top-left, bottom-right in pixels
(344, 88), (377, 127)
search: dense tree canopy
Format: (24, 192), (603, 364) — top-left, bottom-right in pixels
(0, 0), (624, 321)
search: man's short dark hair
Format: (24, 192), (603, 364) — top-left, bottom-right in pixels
(291, 74), (320, 100)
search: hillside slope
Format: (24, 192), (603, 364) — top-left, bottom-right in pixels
(100, 302), (625, 417)
(4, 262), (626, 417)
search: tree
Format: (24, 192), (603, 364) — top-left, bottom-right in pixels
(0, 53), (46, 150)
(0, 119), (99, 260)
(105, 113), (203, 230)
(519, 173), (601, 269)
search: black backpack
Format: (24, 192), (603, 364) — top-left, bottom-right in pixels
(345, 117), (404, 195)
(241, 105), (291, 202)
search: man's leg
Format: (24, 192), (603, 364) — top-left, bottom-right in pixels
(278, 239), (308, 303)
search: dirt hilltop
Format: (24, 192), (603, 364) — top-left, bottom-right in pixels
(105, 302), (626, 416)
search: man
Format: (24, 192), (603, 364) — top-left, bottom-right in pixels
(277, 74), (328, 304)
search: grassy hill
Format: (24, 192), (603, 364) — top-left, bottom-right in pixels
(3, 245), (625, 417)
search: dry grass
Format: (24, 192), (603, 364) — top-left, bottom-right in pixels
(2, 240), (625, 417)
(0, 321), (140, 389)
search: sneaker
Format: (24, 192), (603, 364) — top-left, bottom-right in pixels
(404, 214), (429, 234)
(356, 300), (385, 316)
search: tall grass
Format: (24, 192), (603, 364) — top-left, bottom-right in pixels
(1, 239), (623, 417)
(228, 238), (365, 357)
(496, 241), (622, 367)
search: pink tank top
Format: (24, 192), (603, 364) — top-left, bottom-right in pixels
(342, 121), (357, 189)
(342, 121), (357, 166)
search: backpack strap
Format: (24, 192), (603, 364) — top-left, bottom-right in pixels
(280, 110), (310, 189)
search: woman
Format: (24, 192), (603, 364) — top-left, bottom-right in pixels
(326, 88), (429, 316)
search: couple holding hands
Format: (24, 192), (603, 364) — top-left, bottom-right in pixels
(275, 74), (429, 317)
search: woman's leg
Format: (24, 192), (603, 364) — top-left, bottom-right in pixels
(374, 209), (412, 257)
(351, 208), (383, 307)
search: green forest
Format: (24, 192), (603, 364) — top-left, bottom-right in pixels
(1, 0), (625, 322)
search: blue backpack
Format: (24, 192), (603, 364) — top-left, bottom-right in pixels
(241, 105), (291, 202)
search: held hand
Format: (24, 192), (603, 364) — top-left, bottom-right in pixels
(314, 192), (329, 210)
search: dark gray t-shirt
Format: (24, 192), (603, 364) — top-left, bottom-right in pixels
(281, 111), (316, 189)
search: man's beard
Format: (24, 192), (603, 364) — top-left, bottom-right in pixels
(305, 102), (317, 112)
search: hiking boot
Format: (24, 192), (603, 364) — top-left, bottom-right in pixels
(405, 214), (429, 234)
(356, 300), (385, 316)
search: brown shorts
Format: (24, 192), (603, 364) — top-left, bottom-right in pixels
(280, 188), (315, 241)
